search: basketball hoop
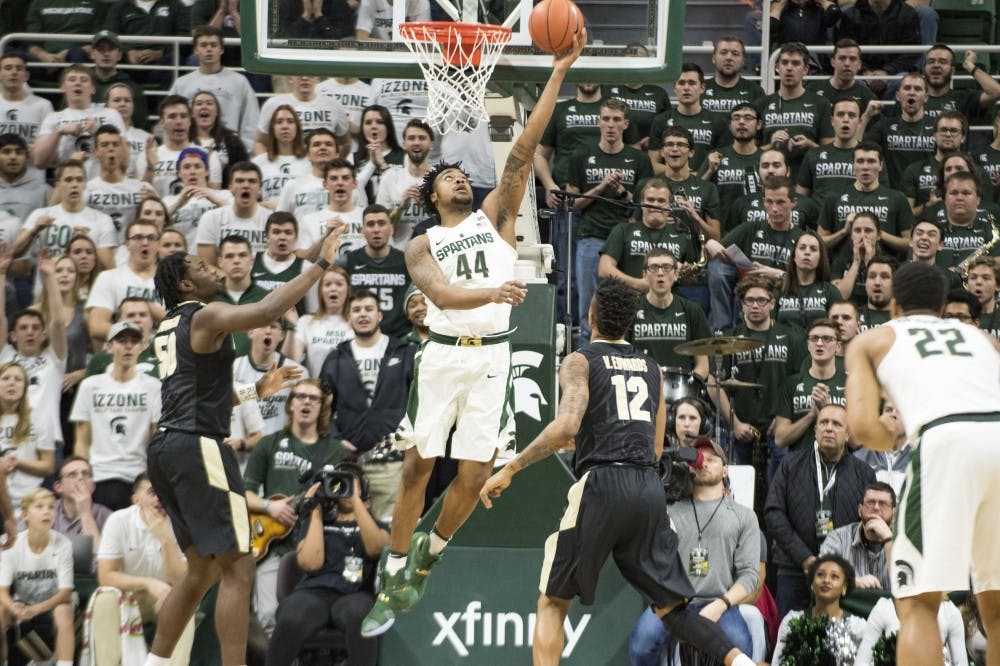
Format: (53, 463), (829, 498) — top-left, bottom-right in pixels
(399, 22), (512, 134)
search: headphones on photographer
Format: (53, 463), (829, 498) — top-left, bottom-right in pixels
(666, 397), (713, 440)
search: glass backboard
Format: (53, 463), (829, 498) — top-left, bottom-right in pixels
(241, 0), (683, 83)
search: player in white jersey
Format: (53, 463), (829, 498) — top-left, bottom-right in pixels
(360, 29), (587, 638)
(846, 261), (1000, 666)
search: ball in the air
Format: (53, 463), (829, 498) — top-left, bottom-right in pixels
(528, 0), (584, 54)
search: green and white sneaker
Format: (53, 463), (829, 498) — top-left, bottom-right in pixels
(406, 531), (442, 605)
(360, 566), (416, 638)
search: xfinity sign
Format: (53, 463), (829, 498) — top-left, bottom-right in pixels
(432, 601), (590, 657)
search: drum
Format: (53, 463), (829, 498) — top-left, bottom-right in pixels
(662, 367), (709, 405)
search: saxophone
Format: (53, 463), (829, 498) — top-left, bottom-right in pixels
(957, 212), (999, 279)
(677, 232), (707, 282)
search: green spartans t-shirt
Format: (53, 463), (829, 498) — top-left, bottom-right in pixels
(630, 295), (710, 370)
(924, 88), (980, 121)
(703, 145), (762, 210)
(345, 246), (411, 338)
(858, 305), (891, 332)
(662, 174), (722, 229)
(899, 156), (939, 209)
(649, 109), (729, 171)
(776, 281), (844, 330)
(720, 220), (804, 269)
(540, 98), (603, 187)
(243, 431), (349, 556)
(600, 221), (699, 278)
(251, 252), (310, 315)
(701, 77), (767, 119)
(979, 308), (1000, 341)
(761, 90), (833, 178)
(605, 84), (671, 143)
(570, 144), (654, 239)
(807, 79), (876, 114)
(937, 219), (1000, 268)
(797, 144), (889, 206)
(725, 192), (822, 233)
(863, 115), (936, 187)
(775, 367), (848, 452)
(820, 184), (914, 238)
(974, 145), (1000, 203)
(723, 322), (807, 428)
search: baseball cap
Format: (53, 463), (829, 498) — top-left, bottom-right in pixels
(692, 436), (727, 464)
(108, 321), (142, 341)
(176, 146), (209, 168)
(92, 31), (122, 49)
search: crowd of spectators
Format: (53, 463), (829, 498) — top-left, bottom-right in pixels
(0, 2), (996, 662)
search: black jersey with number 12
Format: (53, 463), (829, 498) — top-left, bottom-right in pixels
(573, 341), (661, 475)
(153, 301), (235, 438)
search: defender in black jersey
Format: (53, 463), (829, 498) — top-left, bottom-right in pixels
(144, 224), (345, 666)
(480, 278), (755, 666)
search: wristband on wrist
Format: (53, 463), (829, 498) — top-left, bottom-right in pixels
(235, 382), (259, 404)
(718, 596), (732, 610)
(315, 257), (331, 271)
(261, 499), (271, 512)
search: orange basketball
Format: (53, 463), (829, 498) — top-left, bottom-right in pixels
(528, 0), (583, 55)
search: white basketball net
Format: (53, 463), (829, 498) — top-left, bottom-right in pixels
(399, 23), (511, 134)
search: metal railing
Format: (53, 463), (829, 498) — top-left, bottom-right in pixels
(0, 33), (251, 125)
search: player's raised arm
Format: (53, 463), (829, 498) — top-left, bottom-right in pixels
(479, 351), (589, 508)
(481, 28), (587, 240)
(191, 224), (346, 339)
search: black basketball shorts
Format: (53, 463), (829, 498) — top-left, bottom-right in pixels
(539, 464), (695, 608)
(148, 429), (251, 556)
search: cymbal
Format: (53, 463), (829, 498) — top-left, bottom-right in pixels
(674, 336), (764, 356)
(718, 378), (764, 390)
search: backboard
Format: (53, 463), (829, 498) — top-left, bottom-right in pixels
(240, 0), (684, 83)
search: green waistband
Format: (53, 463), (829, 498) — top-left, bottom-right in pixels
(428, 330), (511, 347)
(919, 412), (1000, 436)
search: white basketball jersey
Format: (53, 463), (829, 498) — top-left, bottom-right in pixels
(424, 211), (516, 337)
(878, 315), (1000, 438)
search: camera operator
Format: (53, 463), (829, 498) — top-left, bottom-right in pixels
(632, 437), (762, 664)
(266, 464), (388, 666)
(243, 378), (349, 636)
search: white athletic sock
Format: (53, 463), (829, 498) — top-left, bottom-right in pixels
(58, 661), (74, 666)
(429, 529), (450, 556)
(386, 553), (407, 575)
(731, 654), (755, 666)
(144, 655), (171, 666)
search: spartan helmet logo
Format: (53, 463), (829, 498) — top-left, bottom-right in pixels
(280, 163), (291, 175)
(5, 110), (16, 121)
(396, 99), (413, 116)
(110, 416), (127, 438)
(894, 559), (914, 590)
(511, 351), (547, 422)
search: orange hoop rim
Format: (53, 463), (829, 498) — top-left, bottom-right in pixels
(399, 21), (513, 46)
